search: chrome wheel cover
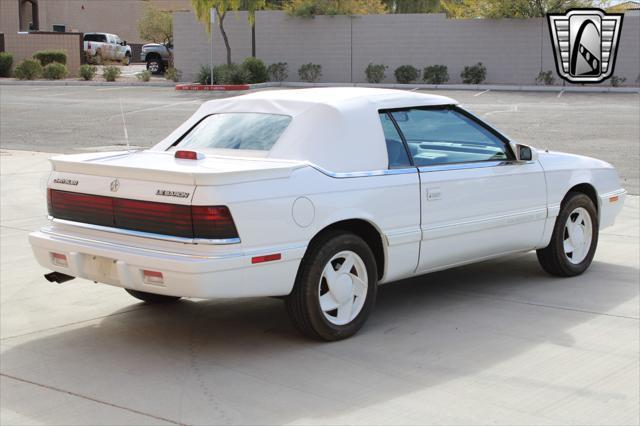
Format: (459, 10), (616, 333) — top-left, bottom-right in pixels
(563, 207), (593, 264)
(318, 250), (368, 326)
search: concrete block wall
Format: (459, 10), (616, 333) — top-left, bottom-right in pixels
(173, 10), (640, 85)
(4, 32), (83, 75)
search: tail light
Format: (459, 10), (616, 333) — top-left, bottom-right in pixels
(48, 189), (239, 241)
(87, 42), (91, 49)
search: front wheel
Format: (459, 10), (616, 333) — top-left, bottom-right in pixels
(122, 52), (131, 66)
(147, 58), (163, 75)
(125, 289), (181, 303)
(537, 192), (599, 277)
(286, 232), (377, 341)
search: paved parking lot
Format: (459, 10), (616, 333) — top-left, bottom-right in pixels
(0, 86), (639, 425)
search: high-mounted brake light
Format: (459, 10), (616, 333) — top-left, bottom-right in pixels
(174, 150), (203, 160)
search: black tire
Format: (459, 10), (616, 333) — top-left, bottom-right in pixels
(123, 52), (131, 66)
(125, 289), (181, 303)
(537, 192), (599, 277)
(285, 232), (378, 341)
(147, 57), (163, 75)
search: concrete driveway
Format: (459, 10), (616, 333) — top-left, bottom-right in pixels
(0, 150), (638, 425)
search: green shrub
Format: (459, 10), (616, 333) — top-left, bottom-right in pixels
(298, 63), (322, 83)
(242, 57), (268, 83)
(42, 62), (68, 80)
(78, 64), (97, 81)
(14, 59), (42, 80)
(103, 65), (121, 82)
(164, 67), (181, 82)
(365, 63), (387, 84)
(195, 64), (220, 84)
(423, 65), (449, 84)
(137, 70), (151, 82)
(535, 70), (555, 85)
(33, 50), (67, 66)
(460, 62), (487, 84)
(218, 63), (250, 85)
(610, 75), (626, 87)
(0, 52), (13, 77)
(267, 62), (288, 82)
(394, 65), (419, 84)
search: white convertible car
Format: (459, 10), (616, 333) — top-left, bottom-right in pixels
(30, 88), (626, 340)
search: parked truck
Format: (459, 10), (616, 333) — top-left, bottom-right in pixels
(83, 33), (132, 65)
(140, 43), (172, 75)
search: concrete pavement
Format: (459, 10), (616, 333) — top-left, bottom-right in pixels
(0, 150), (638, 425)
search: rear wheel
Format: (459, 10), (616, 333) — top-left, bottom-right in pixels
(125, 289), (181, 303)
(537, 192), (599, 277)
(286, 232), (377, 341)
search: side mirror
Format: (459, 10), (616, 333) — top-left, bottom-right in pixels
(512, 143), (538, 162)
(121, 40), (127, 46)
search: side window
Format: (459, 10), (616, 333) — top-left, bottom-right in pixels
(390, 108), (509, 167)
(379, 112), (411, 169)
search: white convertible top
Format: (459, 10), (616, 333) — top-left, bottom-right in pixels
(153, 88), (457, 172)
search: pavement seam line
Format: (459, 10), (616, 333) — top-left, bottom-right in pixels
(452, 290), (640, 320)
(0, 373), (186, 426)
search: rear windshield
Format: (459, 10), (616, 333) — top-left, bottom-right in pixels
(174, 113), (291, 152)
(84, 34), (107, 42)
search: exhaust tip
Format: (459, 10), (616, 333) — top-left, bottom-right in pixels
(44, 272), (75, 284)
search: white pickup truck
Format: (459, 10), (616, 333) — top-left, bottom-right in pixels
(83, 32), (131, 65)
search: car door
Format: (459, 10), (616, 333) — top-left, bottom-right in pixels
(387, 106), (548, 273)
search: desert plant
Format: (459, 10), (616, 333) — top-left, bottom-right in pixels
(195, 64), (222, 85)
(137, 70), (152, 82)
(242, 57), (268, 83)
(103, 65), (121, 82)
(423, 65), (449, 84)
(33, 50), (67, 66)
(298, 63), (322, 83)
(394, 65), (419, 84)
(218, 63), (250, 85)
(460, 62), (487, 84)
(267, 62), (288, 82)
(13, 59), (42, 80)
(164, 67), (181, 82)
(535, 70), (555, 85)
(0, 52), (13, 77)
(365, 63), (387, 84)
(610, 75), (626, 87)
(42, 62), (68, 80)
(78, 64), (98, 81)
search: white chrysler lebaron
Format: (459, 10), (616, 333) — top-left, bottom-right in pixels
(30, 88), (626, 340)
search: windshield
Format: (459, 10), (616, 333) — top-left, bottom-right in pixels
(174, 113), (291, 153)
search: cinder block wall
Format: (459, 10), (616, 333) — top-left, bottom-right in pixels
(174, 10), (640, 85)
(4, 32), (82, 75)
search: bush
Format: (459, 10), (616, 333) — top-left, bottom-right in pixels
(218, 63), (250, 84)
(137, 70), (151, 82)
(365, 63), (387, 84)
(164, 67), (181, 82)
(42, 62), (68, 80)
(103, 65), (121, 82)
(298, 63), (322, 83)
(33, 50), (67, 66)
(267, 62), (288, 82)
(78, 64), (97, 81)
(394, 65), (419, 84)
(610, 75), (626, 87)
(0, 52), (13, 77)
(460, 62), (487, 84)
(195, 64), (220, 85)
(535, 70), (555, 85)
(14, 59), (42, 80)
(423, 65), (449, 84)
(242, 57), (268, 83)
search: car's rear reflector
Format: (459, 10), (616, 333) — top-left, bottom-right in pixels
(143, 269), (164, 285)
(48, 189), (239, 241)
(51, 252), (68, 267)
(251, 253), (282, 264)
(174, 150), (203, 160)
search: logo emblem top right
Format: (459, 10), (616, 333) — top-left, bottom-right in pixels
(548, 9), (624, 84)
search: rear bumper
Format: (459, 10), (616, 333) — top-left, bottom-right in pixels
(29, 228), (304, 299)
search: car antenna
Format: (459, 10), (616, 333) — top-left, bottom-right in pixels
(118, 97), (130, 150)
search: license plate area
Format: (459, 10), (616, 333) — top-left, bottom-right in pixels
(84, 254), (117, 281)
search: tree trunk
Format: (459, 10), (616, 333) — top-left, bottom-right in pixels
(218, 11), (232, 65)
(251, 23), (256, 57)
